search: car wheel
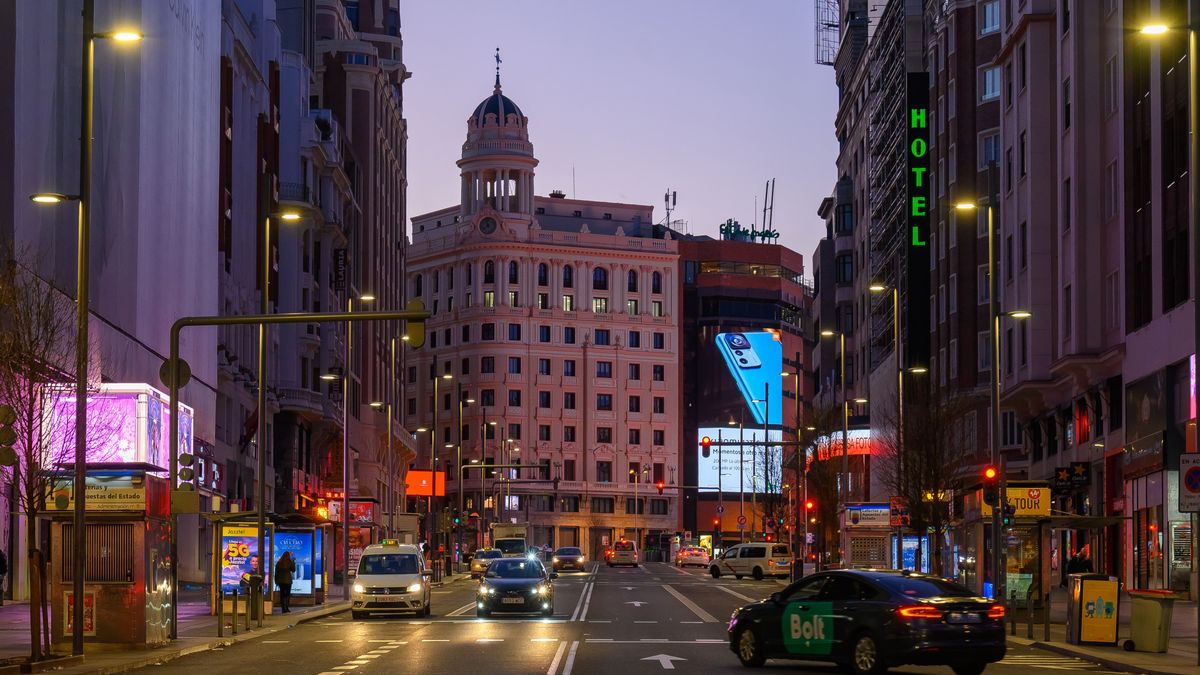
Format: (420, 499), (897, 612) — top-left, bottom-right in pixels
(849, 631), (885, 675)
(752, 567), (764, 581)
(735, 626), (767, 667)
(710, 566), (721, 579)
(951, 664), (987, 675)
(476, 607), (490, 617)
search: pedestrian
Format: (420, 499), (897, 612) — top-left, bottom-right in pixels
(275, 551), (295, 614)
(0, 548), (7, 606)
(1074, 544), (1093, 574)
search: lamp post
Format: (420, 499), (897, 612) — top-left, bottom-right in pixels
(955, 200), (1030, 600)
(782, 369), (802, 576)
(340, 293), (373, 594)
(29, 6), (141, 651)
(628, 464), (649, 548)
(456, 388), (475, 571)
(429, 373), (452, 574)
(728, 416), (745, 536)
(819, 330), (857, 507)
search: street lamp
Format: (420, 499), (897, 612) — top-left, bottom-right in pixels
(429, 372), (453, 574)
(340, 293), (373, 594)
(455, 391), (475, 570)
(818, 329), (856, 507)
(28, 5), (141, 650)
(1142, 15), (1200, 651)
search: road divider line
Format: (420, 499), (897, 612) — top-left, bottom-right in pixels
(664, 564), (691, 576)
(714, 585), (758, 603)
(663, 584), (718, 622)
(562, 641), (580, 675)
(316, 639), (344, 643)
(447, 600), (476, 616)
(568, 581), (590, 621)
(545, 640), (567, 675)
(578, 580), (596, 621)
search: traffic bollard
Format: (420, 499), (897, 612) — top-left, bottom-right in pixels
(217, 590), (224, 638)
(1010, 590), (1017, 636)
(1043, 591), (1050, 641)
(1026, 587), (1035, 639)
(231, 589), (238, 635)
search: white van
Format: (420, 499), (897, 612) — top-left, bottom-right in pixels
(708, 542), (791, 580)
(351, 541), (432, 618)
(608, 539), (639, 567)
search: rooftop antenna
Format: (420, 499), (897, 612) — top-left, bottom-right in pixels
(663, 189), (677, 227)
(572, 166), (576, 199)
(767, 178), (776, 231)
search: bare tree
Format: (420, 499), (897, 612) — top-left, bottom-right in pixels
(796, 405), (847, 568)
(875, 383), (977, 576)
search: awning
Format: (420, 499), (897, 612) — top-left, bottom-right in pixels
(1037, 515), (1130, 529)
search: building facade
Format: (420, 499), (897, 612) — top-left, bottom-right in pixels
(405, 77), (682, 560)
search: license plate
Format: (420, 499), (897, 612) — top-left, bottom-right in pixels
(501, 597), (524, 605)
(376, 595), (404, 602)
(947, 612), (981, 624)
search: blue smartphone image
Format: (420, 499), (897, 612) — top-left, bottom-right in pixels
(715, 331), (782, 425)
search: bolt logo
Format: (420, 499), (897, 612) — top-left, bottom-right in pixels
(782, 602), (833, 654)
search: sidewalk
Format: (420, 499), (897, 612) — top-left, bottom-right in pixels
(0, 571), (473, 674)
(1007, 587), (1198, 675)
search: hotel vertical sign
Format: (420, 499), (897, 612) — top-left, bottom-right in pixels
(906, 72), (931, 369)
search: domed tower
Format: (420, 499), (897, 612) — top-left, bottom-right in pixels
(458, 56), (538, 233)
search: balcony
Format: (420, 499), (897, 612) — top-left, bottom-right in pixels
(278, 386), (325, 417)
(280, 182), (315, 206)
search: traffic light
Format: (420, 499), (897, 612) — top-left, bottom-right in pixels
(982, 465), (999, 506)
(805, 500), (815, 511)
(0, 404), (15, 467)
(1001, 503), (1016, 527)
(712, 518), (719, 529)
(177, 439), (196, 489)
(656, 481), (664, 495)
(700, 435), (712, 458)
(452, 509), (461, 526)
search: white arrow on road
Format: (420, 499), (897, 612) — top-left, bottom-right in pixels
(622, 586), (635, 590)
(625, 600), (647, 607)
(641, 654), (685, 670)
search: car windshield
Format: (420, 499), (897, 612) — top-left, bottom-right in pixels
(475, 550), (502, 559)
(556, 547), (582, 555)
(485, 559), (546, 579)
(495, 540), (526, 555)
(614, 541), (635, 551)
(357, 553), (419, 575)
(772, 545), (790, 556)
(877, 575), (977, 598)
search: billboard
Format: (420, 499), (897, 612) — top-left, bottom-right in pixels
(220, 525), (271, 594)
(714, 331), (783, 425)
(697, 426), (782, 494)
(273, 531), (315, 595)
(405, 470), (445, 497)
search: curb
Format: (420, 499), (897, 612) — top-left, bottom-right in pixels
(1011, 637), (1190, 675)
(74, 602), (350, 675)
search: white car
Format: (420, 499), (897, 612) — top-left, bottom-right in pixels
(351, 542), (432, 618)
(708, 542), (791, 580)
(675, 546), (711, 567)
(608, 540), (639, 567)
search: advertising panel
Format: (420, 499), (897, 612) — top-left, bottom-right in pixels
(273, 531), (314, 595)
(1078, 577), (1119, 644)
(314, 527), (324, 589)
(405, 470), (445, 497)
(220, 525), (271, 593)
(42, 384), (194, 471)
(844, 504), (890, 529)
(981, 484), (1051, 518)
(714, 331), (782, 426)
(697, 426), (782, 494)
(63, 591), (96, 637)
(46, 474), (146, 512)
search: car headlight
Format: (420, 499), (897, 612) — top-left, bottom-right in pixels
(353, 583), (365, 593)
(728, 611), (741, 631)
(535, 584), (548, 595)
(552, 557), (559, 563)
(407, 582), (423, 594)
(479, 585), (494, 595)
(579, 556), (585, 562)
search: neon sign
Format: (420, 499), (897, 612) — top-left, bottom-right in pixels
(905, 72), (932, 369)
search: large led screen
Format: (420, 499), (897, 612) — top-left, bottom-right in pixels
(697, 426), (783, 494)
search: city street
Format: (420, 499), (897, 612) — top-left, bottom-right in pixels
(133, 563), (1117, 674)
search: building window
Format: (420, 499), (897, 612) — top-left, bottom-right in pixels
(628, 331), (641, 348)
(592, 297), (608, 313)
(508, 323), (521, 341)
(653, 429), (665, 446)
(1105, 161), (1118, 219)
(537, 263), (548, 286)
(1062, 284), (1072, 339)
(651, 300), (663, 317)
(560, 496), (579, 512)
(539, 424), (551, 441)
(653, 397), (665, 414)
(481, 357), (495, 374)
(564, 392), (576, 409)
(1062, 78), (1070, 129)
(507, 290), (519, 307)
(538, 358), (551, 376)
(538, 293), (549, 309)
(948, 273), (958, 314)
(484, 260), (495, 284)
(628, 461), (642, 483)
(539, 391), (551, 408)
(597, 394), (613, 411)
(652, 332), (665, 349)
(627, 299), (639, 316)
(507, 423), (521, 440)
(481, 389), (495, 406)
(949, 339), (959, 379)
(625, 498), (645, 515)
(981, 133), (999, 168)
(1005, 147), (1013, 190)
(594, 329), (611, 346)
(1104, 57), (1118, 115)
(628, 363), (641, 380)
(592, 497), (614, 513)
(1019, 131), (1027, 177)
(539, 325), (551, 343)
(1062, 0), (1070, 33)
(978, 265), (989, 303)
(651, 272), (662, 294)
(564, 427), (576, 443)
(462, 357), (471, 375)
(627, 270), (638, 292)
(1062, 179), (1071, 232)
(564, 360), (576, 377)
(629, 396), (641, 413)
(563, 265), (574, 288)
(1019, 222), (1028, 269)
(484, 290), (495, 308)
(835, 254), (853, 283)
(597, 427), (613, 443)
(481, 323), (495, 341)
(978, 331), (992, 371)
(1005, 235), (1013, 281)
(982, 66), (1000, 101)
(592, 267), (608, 290)
(653, 365), (665, 381)
(980, 0), (1000, 33)
(650, 499), (668, 515)
(508, 357), (522, 374)
(508, 389), (522, 407)
(597, 361), (613, 378)
(461, 325), (471, 343)
(562, 294), (575, 312)
(508, 261), (519, 284)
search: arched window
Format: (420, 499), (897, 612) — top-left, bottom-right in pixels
(651, 271), (662, 294)
(627, 270), (638, 293)
(414, 274), (423, 296)
(484, 260), (495, 284)
(508, 261), (519, 284)
(563, 265), (574, 288)
(537, 263), (549, 286)
(592, 267), (608, 291)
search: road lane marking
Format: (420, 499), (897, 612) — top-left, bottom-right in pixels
(662, 584), (717, 622)
(680, 621), (703, 624)
(347, 661), (370, 665)
(584, 640), (728, 645)
(532, 638), (559, 642)
(332, 668), (357, 672)
(664, 565), (691, 576)
(476, 638), (504, 642)
(588, 620), (611, 623)
(568, 581), (591, 621)
(714, 585), (758, 603)
(641, 638), (669, 642)
(367, 640), (393, 643)
(635, 620), (658, 623)
(358, 655), (381, 659)
(562, 641), (580, 675)
(578, 580), (596, 621)
(422, 639), (450, 642)
(316, 639), (344, 643)
(546, 640), (567, 675)
(447, 601), (476, 616)
(260, 640), (290, 643)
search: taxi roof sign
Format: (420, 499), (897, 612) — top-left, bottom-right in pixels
(378, 538), (400, 546)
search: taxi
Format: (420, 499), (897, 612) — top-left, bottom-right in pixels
(351, 540), (432, 619)
(676, 546), (711, 567)
(727, 569), (1005, 675)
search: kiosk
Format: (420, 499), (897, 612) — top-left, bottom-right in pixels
(840, 503), (893, 569)
(47, 467), (172, 648)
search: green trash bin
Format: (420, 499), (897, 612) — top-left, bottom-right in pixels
(1124, 589), (1175, 653)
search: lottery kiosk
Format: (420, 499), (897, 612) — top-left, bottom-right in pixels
(839, 503), (894, 569)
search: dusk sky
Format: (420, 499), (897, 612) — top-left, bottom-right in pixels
(402, 1), (840, 271)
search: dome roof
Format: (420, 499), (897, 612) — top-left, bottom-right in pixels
(472, 87), (523, 127)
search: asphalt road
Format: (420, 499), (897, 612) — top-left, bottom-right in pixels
(135, 562), (1118, 674)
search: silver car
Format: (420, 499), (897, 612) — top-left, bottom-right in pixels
(470, 549), (503, 577)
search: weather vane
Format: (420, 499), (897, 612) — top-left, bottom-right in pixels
(494, 47), (502, 89)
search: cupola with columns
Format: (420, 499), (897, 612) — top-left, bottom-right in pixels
(458, 49), (538, 226)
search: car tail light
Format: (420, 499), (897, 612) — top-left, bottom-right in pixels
(987, 604), (1005, 619)
(897, 605), (944, 620)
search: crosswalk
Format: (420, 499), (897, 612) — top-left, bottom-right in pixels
(998, 653), (1117, 672)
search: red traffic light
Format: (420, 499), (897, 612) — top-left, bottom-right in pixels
(700, 435), (712, 457)
(656, 481), (665, 495)
(983, 466), (998, 480)
(712, 518), (719, 526)
(805, 500), (815, 510)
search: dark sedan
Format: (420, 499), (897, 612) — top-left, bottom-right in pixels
(551, 547), (587, 572)
(476, 558), (557, 617)
(727, 570), (1006, 675)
